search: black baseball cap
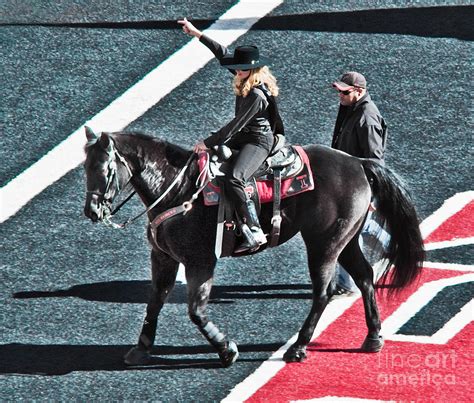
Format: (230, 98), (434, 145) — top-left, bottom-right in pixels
(333, 71), (367, 90)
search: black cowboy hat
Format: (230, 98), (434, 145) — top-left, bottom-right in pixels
(220, 45), (270, 70)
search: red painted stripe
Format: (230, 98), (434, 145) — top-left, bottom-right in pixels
(247, 268), (473, 402)
(425, 200), (474, 243)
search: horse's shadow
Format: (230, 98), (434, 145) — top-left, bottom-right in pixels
(13, 281), (313, 304)
(0, 342), (282, 375)
(8, 284), (364, 375)
(8, 282), (311, 375)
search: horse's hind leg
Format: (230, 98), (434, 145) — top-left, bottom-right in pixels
(283, 244), (336, 362)
(124, 249), (179, 365)
(338, 237), (384, 352)
(186, 262), (239, 368)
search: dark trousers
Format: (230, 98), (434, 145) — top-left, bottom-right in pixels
(219, 142), (270, 207)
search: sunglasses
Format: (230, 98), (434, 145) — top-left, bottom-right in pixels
(338, 89), (353, 95)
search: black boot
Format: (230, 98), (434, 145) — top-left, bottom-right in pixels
(235, 200), (267, 253)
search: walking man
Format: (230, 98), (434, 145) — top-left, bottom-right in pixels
(331, 71), (389, 295)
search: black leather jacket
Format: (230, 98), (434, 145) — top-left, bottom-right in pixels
(331, 93), (387, 164)
(200, 35), (281, 151)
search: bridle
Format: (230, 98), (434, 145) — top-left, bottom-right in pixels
(86, 140), (134, 224)
(87, 139), (209, 229)
(93, 144), (133, 199)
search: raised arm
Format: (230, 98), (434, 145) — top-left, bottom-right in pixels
(177, 17), (202, 39)
(178, 18), (234, 72)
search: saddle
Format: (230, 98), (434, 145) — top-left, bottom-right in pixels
(200, 136), (313, 206)
(197, 136), (315, 257)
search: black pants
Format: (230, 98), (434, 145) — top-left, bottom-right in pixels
(220, 142), (270, 207)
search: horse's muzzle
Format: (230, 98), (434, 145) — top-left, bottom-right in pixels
(84, 192), (106, 222)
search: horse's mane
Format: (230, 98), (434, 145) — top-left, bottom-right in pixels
(86, 130), (192, 169)
(126, 132), (191, 168)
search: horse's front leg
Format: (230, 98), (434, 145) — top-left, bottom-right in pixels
(124, 248), (179, 365)
(283, 246), (334, 362)
(186, 263), (239, 368)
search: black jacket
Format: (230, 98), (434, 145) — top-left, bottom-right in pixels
(331, 93), (387, 164)
(200, 35), (283, 150)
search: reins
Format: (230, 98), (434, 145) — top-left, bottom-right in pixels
(104, 151), (207, 229)
(109, 190), (136, 216)
(149, 154), (210, 243)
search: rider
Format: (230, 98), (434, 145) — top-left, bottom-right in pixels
(178, 18), (284, 252)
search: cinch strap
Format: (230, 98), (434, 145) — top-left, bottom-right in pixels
(269, 168), (282, 247)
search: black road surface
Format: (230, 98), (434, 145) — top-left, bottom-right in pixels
(1, 1), (472, 401)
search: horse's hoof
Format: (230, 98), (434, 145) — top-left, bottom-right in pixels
(283, 346), (307, 362)
(219, 341), (239, 368)
(124, 346), (151, 365)
(361, 335), (384, 352)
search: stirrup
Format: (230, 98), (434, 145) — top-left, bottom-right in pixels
(249, 226), (267, 245)
(235, 225), (267, 253)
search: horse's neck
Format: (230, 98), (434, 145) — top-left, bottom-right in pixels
(120, 137), (195, 210)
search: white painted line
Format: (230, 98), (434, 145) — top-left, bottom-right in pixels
(423, 261), (474, 272)
(382, 273), (474, 344)
(222, 296), (359, 402)
(426, 299), (472, 343)
(424, 238), (474, 251)
(0, 0), (284, 223)
(386, 300), (473, 345)
(420, 191), (474, 240)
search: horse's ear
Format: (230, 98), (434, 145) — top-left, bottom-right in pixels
(85, 126), (98, 142)
(99, 133), (113, 153)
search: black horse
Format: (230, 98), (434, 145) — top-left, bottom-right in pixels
(83, 127), (425, 367)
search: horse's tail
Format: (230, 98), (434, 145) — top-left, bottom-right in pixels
(361, 160), (425, 292)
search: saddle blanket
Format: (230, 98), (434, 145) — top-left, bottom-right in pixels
(198, 145), (315, 206)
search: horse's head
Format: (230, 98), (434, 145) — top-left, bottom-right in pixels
(83, 127), (133, 223)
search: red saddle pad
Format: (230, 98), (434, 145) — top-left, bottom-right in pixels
(198, 146), (314, 206)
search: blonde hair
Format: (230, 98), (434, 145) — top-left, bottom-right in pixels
(233, 66), (279, 98)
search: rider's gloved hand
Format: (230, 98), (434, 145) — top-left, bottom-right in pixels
(178, 18), (202, 39)
(193, 141), (207, 153)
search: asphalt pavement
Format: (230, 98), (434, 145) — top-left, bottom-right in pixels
(1, 1), (472, 401)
